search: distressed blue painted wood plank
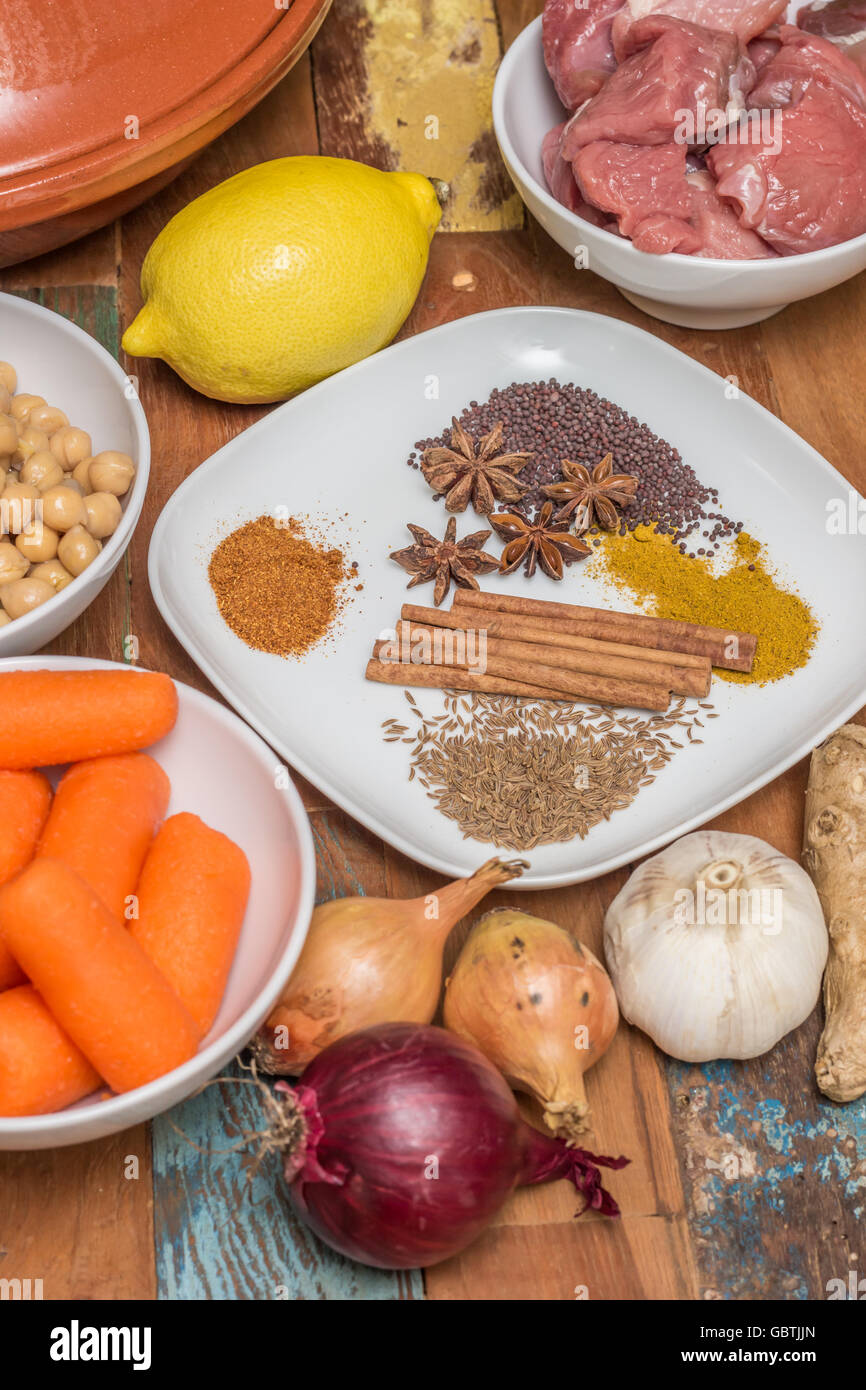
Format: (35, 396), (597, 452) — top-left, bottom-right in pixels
(665, 1017), (866, 1301)
(152, 808), (425, 1300)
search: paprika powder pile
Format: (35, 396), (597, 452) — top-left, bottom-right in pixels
(208, 515), (348, 658)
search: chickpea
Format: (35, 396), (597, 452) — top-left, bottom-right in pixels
(58, 525), (101, 577)
(0, 540), (28, 585)
(39, 485), (87, 533)
(10, 394), (45, 428)
(0, 414), (17, 459)
(88, 451), (135, 497)
(0, 611), (10, 628)
(1, 482), (40, 537)
(71, 457), (92, 493)
(21, 450), (64, 492)
(30, 558), (74, 593)
(13, 425), (49, 465)
(50, 425), (92, 470)
(16, 524), (59, 564)
(0, 467), (6, 494)
(0, 577), (54, 620)
(0, 363), (17, 396)
(0, 385), (10, 416)
(27, 404), (68, 437)
(2, 480), (40, 504)
(83, 492), (122, 540)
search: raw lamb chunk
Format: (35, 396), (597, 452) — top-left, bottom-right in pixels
(708, 26), (866, 252)
(562, 16), (752, 152)
(573, 140), (694, 235)
(543, 0), (624, 109)
(542, 122), (616, 225)
(611, 0), (787, 58)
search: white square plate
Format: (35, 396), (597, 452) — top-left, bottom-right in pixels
(148, 307), (866, 888)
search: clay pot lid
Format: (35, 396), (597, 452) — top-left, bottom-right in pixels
(0, 0), (331, 228)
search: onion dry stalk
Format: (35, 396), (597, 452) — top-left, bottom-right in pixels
(269, 1022), (629, 1269)
(251, 857), (526, 1075)
(444, 909), (619, 1142)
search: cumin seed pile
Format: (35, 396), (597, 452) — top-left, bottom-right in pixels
(383, 693), (716, 850)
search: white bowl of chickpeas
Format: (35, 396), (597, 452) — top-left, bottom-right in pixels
(0, 293), (149, 655)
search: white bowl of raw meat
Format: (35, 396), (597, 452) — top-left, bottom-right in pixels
(493, 2), (866, 328)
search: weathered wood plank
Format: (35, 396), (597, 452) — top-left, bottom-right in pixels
(0, 224), (118, 291)
(398, 227), (542, 344)
(0, 1130), (157, 1301)
(313, 0), (523, 231)
(429, 1212), (696, 1300)
(151, 808), (422, 1298)
(526, 217), (783, 413)
(762, 273), (866, 478)
(497, 0), (543, 48)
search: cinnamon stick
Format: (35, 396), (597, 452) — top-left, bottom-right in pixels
(400, 604), (712, 694)
(369, 644), (670, 712)
(384, 620), (708, 699)
(365, 659), (575, 702)
(452, 589), (756, 673)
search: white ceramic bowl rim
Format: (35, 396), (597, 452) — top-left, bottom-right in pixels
(0, 656), (317, 1139)
(493, 15), (866, 272)
(0, 293), (150, 649)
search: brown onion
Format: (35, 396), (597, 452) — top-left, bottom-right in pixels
(251, 858), (526, 1074)
(444, 908), (619, 1141)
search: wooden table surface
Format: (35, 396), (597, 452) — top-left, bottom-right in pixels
(2, 0), (865, 1303)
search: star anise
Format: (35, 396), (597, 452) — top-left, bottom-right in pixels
(489, 502), (591, 580)
(421, 418), (531, 515)
(543, 453), (638, 530)
(390, 516), (499, 606)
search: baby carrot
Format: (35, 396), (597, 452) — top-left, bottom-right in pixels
(0, 858), (200, 1093)
(0, 770), (52, 991)
(0, 669), (177, 769)
(0, 985), (100, 1116)
(38, 754), (170, 921)
(131, 813), (251, 1034)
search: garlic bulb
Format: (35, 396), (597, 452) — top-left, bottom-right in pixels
(603, 830), (828, 1062)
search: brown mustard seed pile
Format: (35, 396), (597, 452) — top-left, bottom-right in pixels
(208, 515), (347, 657)
(408, 380), (742, 549)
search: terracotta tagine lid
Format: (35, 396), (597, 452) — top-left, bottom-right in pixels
(0, 0), (331, 235)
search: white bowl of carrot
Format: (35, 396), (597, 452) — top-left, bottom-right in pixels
(0, 657), (316, 1149)
(0, 293), (149, 656)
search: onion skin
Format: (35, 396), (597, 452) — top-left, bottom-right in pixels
(251, 858), (526, 1075)
(275, 1023), (628, 1269)
(444, 909), (619, 1141)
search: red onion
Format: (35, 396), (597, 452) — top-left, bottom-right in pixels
(274, 1022), (628, 1269)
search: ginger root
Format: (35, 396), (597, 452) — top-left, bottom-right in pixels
(803, 723), (866, 1101)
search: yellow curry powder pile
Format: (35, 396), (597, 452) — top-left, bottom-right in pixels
(208, 515), (347, 658)
(598, 527), (818, 684)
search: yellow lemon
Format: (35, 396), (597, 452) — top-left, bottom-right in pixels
(122, 157), (443, 404)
